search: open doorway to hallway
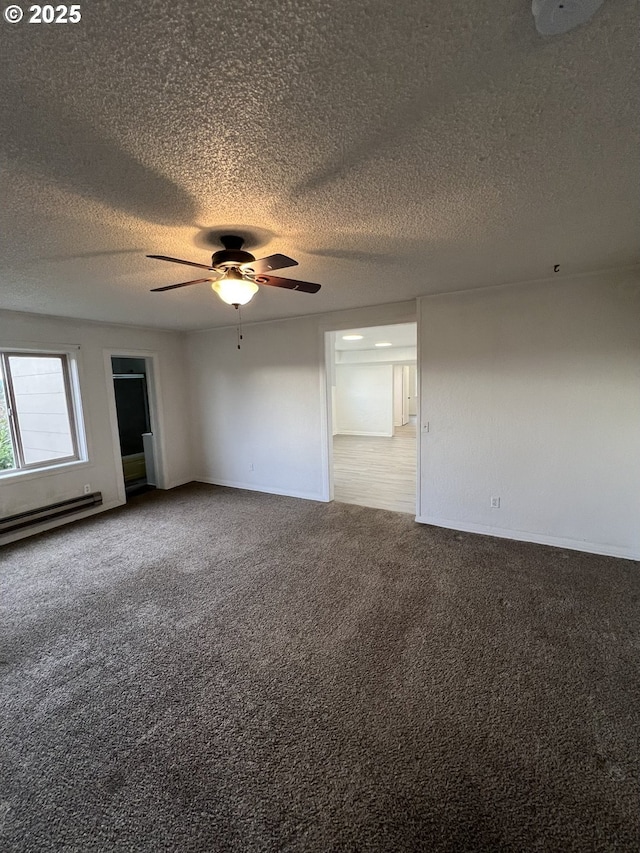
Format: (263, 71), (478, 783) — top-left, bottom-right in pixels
(327, 323), (417, 514)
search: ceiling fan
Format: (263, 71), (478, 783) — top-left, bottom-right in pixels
(147, 235), (321, 308)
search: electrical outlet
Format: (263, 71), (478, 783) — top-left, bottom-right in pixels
(490, 496), (500, 509)
(83, 483), (91, 495)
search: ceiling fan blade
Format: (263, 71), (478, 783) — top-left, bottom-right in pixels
(147, 254), (213, 271)
(256, 274), (321, 294)
(240, 254), (298, 274)
(150, 278), (215, 292)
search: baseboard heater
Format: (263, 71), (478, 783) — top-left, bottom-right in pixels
(0, 491), (103, 535)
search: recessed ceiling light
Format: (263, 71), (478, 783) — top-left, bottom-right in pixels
(375, 342), (392, 347)
(342, 334), (363, 341)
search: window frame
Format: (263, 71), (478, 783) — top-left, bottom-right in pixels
(0, 349), (86, 476)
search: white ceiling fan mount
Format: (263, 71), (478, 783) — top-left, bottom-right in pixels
(532, 0), (606, 36)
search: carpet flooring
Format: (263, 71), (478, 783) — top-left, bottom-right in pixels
(1, 483), (639, 852)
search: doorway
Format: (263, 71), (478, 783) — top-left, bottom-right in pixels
(326, 323), (417, 514)
(111, 357), (156, 498)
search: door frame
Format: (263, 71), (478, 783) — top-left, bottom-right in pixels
(103, 349), (166, 503)
(320, 316), (420, 516)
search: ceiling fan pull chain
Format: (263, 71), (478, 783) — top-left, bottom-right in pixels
(236, 306), (243, 350)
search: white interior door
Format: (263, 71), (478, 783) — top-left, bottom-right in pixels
(402, 365), (410, 424)
(393, 364), (404, 427)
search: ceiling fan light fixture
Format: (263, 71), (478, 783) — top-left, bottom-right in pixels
(211, 270), (259, 306)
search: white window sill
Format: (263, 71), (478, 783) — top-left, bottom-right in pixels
(0, 458), (92, 485)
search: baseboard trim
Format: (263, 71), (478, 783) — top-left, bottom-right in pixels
(195, 476), (327, 503)
(337, 430), (393, 437)
(415, 516), (639, 561)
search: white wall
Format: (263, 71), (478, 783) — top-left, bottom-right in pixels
(334, 344), (417, 433)
(335, 363), (394, 436)
(0, 310), (193, 541)
(418, 269), (640, 559)
(187, 316), (326, 499)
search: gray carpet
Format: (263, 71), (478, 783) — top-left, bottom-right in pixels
(1, 483), (639, 852)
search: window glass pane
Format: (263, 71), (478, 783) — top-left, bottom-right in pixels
(8, 356), (75, 465)
(0, 374), (16, 471)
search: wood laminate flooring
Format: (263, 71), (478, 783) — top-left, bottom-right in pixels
(332, 421), (417, 514)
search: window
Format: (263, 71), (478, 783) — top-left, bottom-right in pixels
(0, 351), (85, 474)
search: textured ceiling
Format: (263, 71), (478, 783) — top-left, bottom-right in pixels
(0, 0), (638, 331)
